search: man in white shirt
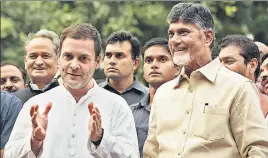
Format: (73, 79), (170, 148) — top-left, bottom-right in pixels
(4, 23), (139, 158)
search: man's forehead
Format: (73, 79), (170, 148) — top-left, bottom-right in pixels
(168, 21), (199, 31)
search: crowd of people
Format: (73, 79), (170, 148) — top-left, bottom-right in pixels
(1, 2), (268, 158)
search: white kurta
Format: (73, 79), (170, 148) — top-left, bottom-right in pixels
(4, 80), (139, 158)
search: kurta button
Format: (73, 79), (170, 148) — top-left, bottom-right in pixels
(186, 110), (190, 114)
(72, 134), (75, 138)
(183, 131), (186, 134)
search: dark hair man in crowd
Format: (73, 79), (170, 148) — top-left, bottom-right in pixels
(14, 29), (60, 104)
(131, 38), (178, 158)
(0, 62), (26, 93)
(143, 3), (268, 158)
(0, 91), (23, 158)
(218, 34), (268, 119)
(4, 23), (139, 158)
(99, 30), (149, 105)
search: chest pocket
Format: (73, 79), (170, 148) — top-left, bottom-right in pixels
(193, 104), (229, 141)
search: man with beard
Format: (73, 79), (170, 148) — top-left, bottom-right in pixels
(1, 62), (26, 93)
(4, 23), (139, 158)
(131, 38), (178, 157)
(143, 3), (268, 158)
(218, 34), (268, 119)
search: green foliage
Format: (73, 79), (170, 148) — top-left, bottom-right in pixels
(1, 1), (268, 83)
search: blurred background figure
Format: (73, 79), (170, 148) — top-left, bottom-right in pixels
(260, 54), (268, 96)
(0, 62), (26, 93)
(255, 41), (268, 59)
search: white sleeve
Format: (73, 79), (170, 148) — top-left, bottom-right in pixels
(4, 101), (39, 158)
(87, 99), (139, 158)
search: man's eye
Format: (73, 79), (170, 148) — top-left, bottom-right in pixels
(63, 54), (73, 60)
(159, 57), (167, 62)
(43, 54), (52, 59)
(145, 58), (152, 63)
(226, 61), (235, 65)
(115, 53), (124, 58)
(168, 32), (174, 38)
(80, 56), (89, 61)
(28, 55), (37, 59)
(0, 79), (6, 85)
(105, 53), (112, 58)
(180, 30), (189, 36)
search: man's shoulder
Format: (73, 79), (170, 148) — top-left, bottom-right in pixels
(98, 80), (108, 88)
(218, 66), (253, 84)
(0, 91), (22, 116)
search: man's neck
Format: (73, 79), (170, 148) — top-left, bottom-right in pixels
(31, 79), (52, 90)
(184, 58), (212, 77)
(149, 84), (160, 105)
(109, 76), (134, 93)
(65, 80), (94, 103)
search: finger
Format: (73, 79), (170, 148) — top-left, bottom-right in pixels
(43, 102), (52, 115)
(31, 112), (39, 128)
(93, 108), (101, 125)
(30, 105), (36, 117)
(88, 102), (94, 115)
(93, 114), (101, 129)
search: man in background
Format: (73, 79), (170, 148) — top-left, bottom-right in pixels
(14, 29), (60, 104)
(99, 30), (148, 105)
(131, 38), (178, 157)
(1, 62), (26, 93)
(219, 34), (268, 119)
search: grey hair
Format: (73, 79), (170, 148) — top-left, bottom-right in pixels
(167, 3), (215, 48)
(25, 29), (60, 55)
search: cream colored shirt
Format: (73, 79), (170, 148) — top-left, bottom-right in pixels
(143, 58), (268, 158)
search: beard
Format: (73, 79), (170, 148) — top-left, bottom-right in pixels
(173, 53), (191, 66)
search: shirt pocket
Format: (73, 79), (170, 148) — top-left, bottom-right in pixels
(193, 104), (229, 141)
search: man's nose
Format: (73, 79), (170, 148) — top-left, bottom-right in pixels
(4, 79), (13, 89)
(70, 59), (80, 70)
(35, 56), (44, 65)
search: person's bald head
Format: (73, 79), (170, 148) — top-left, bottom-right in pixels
(255, 41), (268, 59)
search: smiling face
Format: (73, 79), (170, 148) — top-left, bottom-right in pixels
(168, 21), (213, 75)
(24, 37), (58, 84)
(59, 38), (100, 90)
(143, 45), (177, 87)
(1, 65), (25, 92)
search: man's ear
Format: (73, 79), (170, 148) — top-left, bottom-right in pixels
(249, 58), (258, 74)
(133, 57), (140, 71)
(24, 55), (27, 70)
(95, 55), (101, 70)
(204, 30), (214, 48)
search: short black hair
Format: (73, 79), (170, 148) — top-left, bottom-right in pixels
(261, 53), (268, 63)
(142, 38), (170, 59)
(167, 3), (215, 49)
(0, 62), (26, 83)
(106, 30), (141, 59)
(219, 34), (260, 79)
